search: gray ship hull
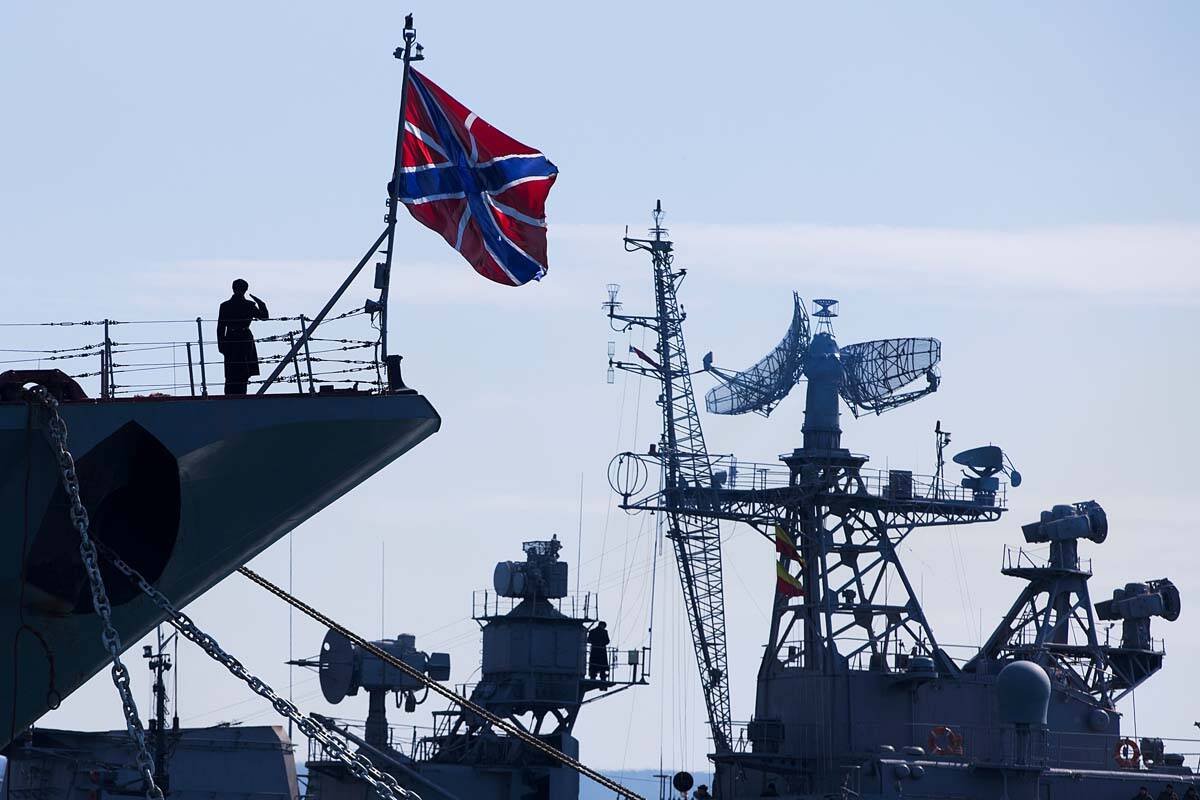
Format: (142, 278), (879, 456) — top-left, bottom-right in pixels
(4, 724), (298, 800)
(0, 391), (440, 744)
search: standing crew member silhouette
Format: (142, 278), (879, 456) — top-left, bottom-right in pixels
(587, 621), (610, 681)
(217, 279), (269, 395)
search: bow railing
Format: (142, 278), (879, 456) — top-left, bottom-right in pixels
(0, 308), (383, 399)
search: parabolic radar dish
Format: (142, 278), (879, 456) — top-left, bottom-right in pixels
(703, 292), (810, 416)
(838, 337), (941, 417)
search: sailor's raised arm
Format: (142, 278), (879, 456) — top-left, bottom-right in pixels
(250, 294), (269, 320)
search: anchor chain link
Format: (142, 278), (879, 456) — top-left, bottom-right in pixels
(29, 387), (163, 800)
(32, 386), (416, 800)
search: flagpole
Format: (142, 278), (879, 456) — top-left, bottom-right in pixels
(378, 13), (423, 364)
(258, 15), (421, 397)
(256, 229), (389, 394)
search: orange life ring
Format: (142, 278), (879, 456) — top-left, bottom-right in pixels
(927, 724), (964, 756)
(1115, 737), (1141, 768)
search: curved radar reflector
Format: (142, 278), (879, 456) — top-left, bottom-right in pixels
(953, 445), (1003, 473)
(319, 629), (355, 704)
(704, 292), (809, 416)
(839, 337), (941, 417)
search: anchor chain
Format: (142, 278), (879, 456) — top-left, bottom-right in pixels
(32, 386), (416, 800)
(29, 387), (163, 800)
(31, 389), (638, 800)
(96, 543), (420, 800)
(237, 566), (647, 800)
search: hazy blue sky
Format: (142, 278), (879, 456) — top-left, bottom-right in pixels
(3, 0), (1199, 783)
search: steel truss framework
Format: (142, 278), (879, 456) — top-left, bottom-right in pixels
(605, 205), (733, 752)
(966, 549), (1163, 706)
(618, 452), (1004, 672)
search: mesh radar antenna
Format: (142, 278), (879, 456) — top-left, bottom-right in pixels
(702, 297), (941, 430)
(603, 201), (734, 754)
(702, 293), (809, 417)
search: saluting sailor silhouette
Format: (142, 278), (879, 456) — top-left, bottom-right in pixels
(217, 278), (269, 396)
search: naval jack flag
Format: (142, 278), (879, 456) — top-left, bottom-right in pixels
(392, 70), (558, 286)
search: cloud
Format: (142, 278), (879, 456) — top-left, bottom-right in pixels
(614, 222), (1200, 301)
(100, 221), (1200, 321)
(134, 257), (573, 316)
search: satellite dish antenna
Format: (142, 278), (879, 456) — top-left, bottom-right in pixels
(954, 445), (1022, 488)
(953, 444), (1022, 503)
(703, 292), (809, 416)
(953, 445), (1003, 474)
(318, 629), (356, 704)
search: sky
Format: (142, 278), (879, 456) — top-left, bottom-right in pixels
(3, 0), (1200, 785)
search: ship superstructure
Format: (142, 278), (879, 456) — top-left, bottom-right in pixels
(301, 536), (648, 800)
(605, 203), (1194, 799)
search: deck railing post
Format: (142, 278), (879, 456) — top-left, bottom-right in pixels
(99, 336), (108, 400)
(287, 332), (304, 395)
(299, 315), (316, 393)
(196, 317), (209, 396)
(185, 341), (196, 397)
(102, 319), (113, 399)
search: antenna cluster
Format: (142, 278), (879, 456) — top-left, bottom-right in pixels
(954, 445), (1022, 504)
(811, 298), (838, 334)
(702, 295), (942, 420)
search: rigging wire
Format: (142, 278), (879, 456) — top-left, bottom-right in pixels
(613, 511), (650, 645)
(594, 329), (648, 596)
(575, 472), (584, 596)
(655, 510), (666, 794)
(237, 566), (644, 800)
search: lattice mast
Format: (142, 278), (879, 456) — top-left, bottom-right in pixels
(604, 202), (733, 753)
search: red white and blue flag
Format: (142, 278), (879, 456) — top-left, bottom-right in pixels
(394, 70), (558, 286)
